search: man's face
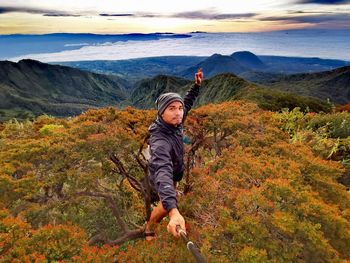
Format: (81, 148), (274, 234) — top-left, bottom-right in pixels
(161, 101), (184, 126)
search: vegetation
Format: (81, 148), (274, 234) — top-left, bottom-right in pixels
(0, 60), (128, 122)
(1, 101), (350, 262)
(263, 66), (350, 105)
(130, 73), (332, 113)
(336, 102), (350, 113)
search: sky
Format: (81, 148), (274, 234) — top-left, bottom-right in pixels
(0, 0), (350, 34)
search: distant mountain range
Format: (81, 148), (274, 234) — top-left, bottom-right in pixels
(1, 56), (349, 121)
(59, 51), (350, 84)
(58, 56), (206, 84)
(0, 59), (128, 121)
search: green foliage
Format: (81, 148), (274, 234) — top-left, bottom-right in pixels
(273, 107), (312, 139)
(274, 108), (350, 157)
(266, 66), (350, 105)
(39, 124), (65, 135)
(237, 87), (332, 113)
(308, 112), (350, 138)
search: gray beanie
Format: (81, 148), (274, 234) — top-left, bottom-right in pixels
(155, 92), (184, 115)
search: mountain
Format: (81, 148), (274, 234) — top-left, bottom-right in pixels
(59, 56), (206, 84)
(0, 59), (130, 121)
(55, 53), (350, 84)
(238, 71), (285, 83)
(231, 51), (266, 70)
(259, 55), (349, 74)
(130, 75), (191, 108)
(130, 73), (331, 113)
(0, 59), (336, 122)
(261, 65), (350, 104)
(179, 54), (247, 79)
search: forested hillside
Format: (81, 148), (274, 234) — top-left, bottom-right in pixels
(131, 73), (332, 113)
(1, 101), (349, 262)
(0, 59), (129, 121)
(261, 66), (350, 104)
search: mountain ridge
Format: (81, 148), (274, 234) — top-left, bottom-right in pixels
(0, 59), (129, 120)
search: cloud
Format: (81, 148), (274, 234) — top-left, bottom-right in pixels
(259, 12), (350, 24)
(288, 10), (334, 14)
(99, 13), (134, 17)
(0, 6), (80, 16)
(43, 13), (81, 17)
(98, 11), (257, 20)
(296, 0), (350, 4)
(169, 11), (257, 20)
(98, 10), (257, 20)
(7, 32), (350, 63)
(0, 6), (48, 14)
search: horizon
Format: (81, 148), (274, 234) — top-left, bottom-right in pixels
(1, 27), (350, 36)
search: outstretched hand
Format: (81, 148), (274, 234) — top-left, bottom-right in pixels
(195, 68), (203, 86)
(167, 208), (186, 238)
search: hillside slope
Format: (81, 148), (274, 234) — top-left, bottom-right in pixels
(0, 59), (129, 120)
(131, 73), (331, 112)
(263, 66), (350, 104)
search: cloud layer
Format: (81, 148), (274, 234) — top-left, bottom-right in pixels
(8, 31), (350, 62)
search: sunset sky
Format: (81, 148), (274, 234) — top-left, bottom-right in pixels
(0, 0), (350, 34)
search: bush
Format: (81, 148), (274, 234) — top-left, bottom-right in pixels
(308, 112), (350, 138)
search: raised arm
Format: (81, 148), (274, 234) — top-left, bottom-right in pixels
(183, 68), (203, 118)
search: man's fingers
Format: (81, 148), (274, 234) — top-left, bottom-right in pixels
(180, 224), (186, 235)
(195, 72), (203, 82)
(167, 223), (180, 237)
(195, 73), (203, 84)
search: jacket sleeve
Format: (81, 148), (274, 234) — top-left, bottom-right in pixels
(183, 83), (200, 119)
(149, 138), (177, 212)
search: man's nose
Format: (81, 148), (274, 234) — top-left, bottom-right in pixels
(175, 109), (183, 115)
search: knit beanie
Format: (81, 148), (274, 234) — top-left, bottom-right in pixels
(155, 92), (184, 116)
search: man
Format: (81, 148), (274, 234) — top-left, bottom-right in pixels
(145, 69), (203, 240)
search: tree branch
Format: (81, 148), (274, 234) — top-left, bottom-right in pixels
(88, 228), (145, 246)
(110, 153), (142, 192)
(75, 190), (129, 233)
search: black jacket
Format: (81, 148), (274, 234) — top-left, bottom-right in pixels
(148, 84), (200, 212)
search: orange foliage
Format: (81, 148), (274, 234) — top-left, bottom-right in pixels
(1, 101), (350, 262)
(336, 102), (350, 112)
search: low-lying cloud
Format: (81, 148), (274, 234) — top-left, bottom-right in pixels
(8, 31), (350, 63)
